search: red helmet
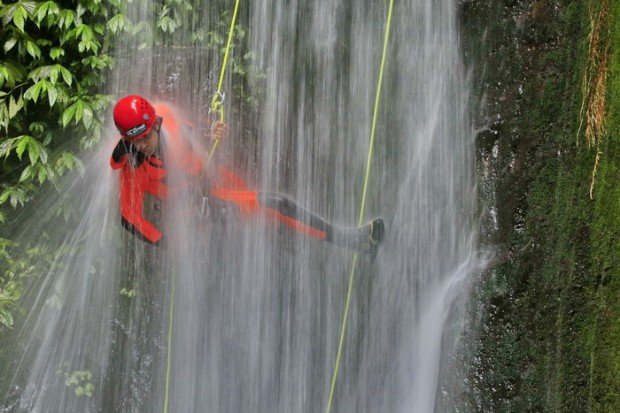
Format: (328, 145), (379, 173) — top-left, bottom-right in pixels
(113, 95), (156, 140)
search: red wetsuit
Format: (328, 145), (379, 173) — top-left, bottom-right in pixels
(110, 103), (332, 246)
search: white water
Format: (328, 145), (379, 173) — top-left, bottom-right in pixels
(2, 1), (477, 412)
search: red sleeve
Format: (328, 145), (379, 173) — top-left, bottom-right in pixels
(118, 167), (163, 245)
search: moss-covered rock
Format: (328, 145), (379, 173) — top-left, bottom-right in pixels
(462, 0), (619, 411)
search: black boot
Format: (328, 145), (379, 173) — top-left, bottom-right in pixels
(330, 218), (385, 254)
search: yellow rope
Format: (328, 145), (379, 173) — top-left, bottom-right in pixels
(163, 2), (241, 411)
(207, 0), (242, 163)
(163, 275), (176, 413)
(325, 1), (394, 412)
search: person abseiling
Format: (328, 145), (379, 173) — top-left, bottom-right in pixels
(110, 95), (384, 253)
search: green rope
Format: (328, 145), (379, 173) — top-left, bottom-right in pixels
(207, 0), (242, 164)
(216, 0), (241, 103)
(325, 1), (394, 412)
(163, 275), (176, 413)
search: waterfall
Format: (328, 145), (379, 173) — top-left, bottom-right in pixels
(2, 1), (477, 412)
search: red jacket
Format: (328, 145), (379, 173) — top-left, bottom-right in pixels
(110, 103), (203, 244)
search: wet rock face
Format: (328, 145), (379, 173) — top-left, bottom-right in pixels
(463, 0), (583, 246)
(458, 1), (610, 412)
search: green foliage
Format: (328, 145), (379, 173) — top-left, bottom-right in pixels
(58, 369), (94, 397)
(0, 0), (122, 212)
(0, 237), (54, 329)
(0, 0), (128, 334)
(119, 287), (136, 298)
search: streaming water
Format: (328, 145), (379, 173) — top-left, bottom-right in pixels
(2, 0), (477, 412)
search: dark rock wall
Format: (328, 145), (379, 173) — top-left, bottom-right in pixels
(461, 0), (619, 411)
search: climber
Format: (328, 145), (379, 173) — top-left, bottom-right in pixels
(109, 95), (384, 253)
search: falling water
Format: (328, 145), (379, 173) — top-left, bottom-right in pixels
(2, 0), (477, 412)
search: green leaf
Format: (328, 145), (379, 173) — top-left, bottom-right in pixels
(0, 103), (9, 133)
(76, 4), (86, 18)
(79, 24), (94, 41)
(8, 94), (24, 119)
(24, 81), (44, 102)
(12, 5), (28, 32)
(26, 40), (41, 59)
(78, 39), (100, 53)
(42, 131), (52, 145)
(28, 139), (40, 164)
(47, 84), (58, 107)
(38, 165), (47, 184)
(50, 47), (65, 60)
(107, 14), (129, 34)
(56, 65), (72, 85)
(0, 185), (28, 208)
(82, 105), (93, 128)
(82, 54), (114, 70)
(0, 63), (25, 89)
(38, 145), (48, 164)
(19, 165), (33, 182)
(0, 188), (11, 204)
(29, 122), (46, 135)
(0, 0), (34, 35)
(0, 137), (19, 159)
(28, 66), (46, 82)
(0, 309), (14, 329)
(58, 10), (75, 30)
(1, 5), (14, 26)
(21, 2), (38, 13)
(13, 186), (29, 207)
(44, 12), (57, 28)
(35, 1), (50, 23)
(62, 103), (77, 127)
(16, 136), (29, 160)
(48, 65), (60, 84)
(74, 100), (84, 122)
(62, 152), (75, 169)
(4, 38), (18, 53)
(208, 33), (224, 48)
(35, 39), (52, 47)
